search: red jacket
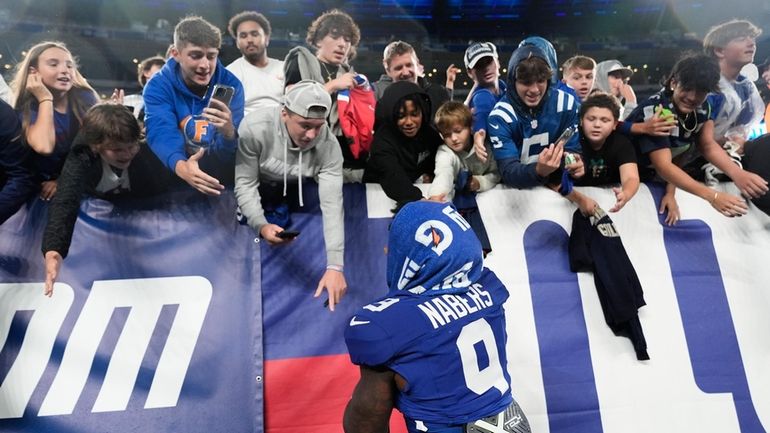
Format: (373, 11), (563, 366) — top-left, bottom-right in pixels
(337, 76), (375, 160)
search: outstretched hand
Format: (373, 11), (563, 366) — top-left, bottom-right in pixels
(315, 269), (347, 312)
(174, 148), (224, 195)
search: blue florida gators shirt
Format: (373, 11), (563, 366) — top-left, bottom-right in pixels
(345, 201), (513, 432)
(488, 44), (580, 188)
(143, 57), (244, 180)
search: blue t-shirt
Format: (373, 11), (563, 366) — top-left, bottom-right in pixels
(345, 268), (512, 430)
(27, 93), (97, 180)
(468, 80), (506, 133)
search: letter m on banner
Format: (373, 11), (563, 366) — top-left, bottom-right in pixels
(0, 276), (212, 418)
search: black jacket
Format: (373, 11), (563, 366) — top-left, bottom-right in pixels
(569, 208), (649, 360)
(0, 99), (36, 224)
(363, 81), (442, 209)
(42, 135), (170, 258)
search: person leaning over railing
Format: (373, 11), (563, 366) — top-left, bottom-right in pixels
(41, 103), (170, 297)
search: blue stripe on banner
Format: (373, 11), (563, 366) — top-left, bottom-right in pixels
(662, 218), (764, 432)
(523, 220), (603, 433)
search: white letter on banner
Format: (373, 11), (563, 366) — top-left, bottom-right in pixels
(37, 276), (212, 416)
(0, 283), (74, 419)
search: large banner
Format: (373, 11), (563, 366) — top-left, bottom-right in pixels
(2, 183), (770, 433)
(0, 192), (263, 433)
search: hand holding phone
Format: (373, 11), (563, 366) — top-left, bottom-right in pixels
(276, 230), (300, 240)
(654, 105), (675, 121)
(554, 126), (577, 147)
(207, 84), (235, 108)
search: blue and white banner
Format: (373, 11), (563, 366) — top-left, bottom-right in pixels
(475, 182), (770, 433)
(2, 182), (770, 433)
(0, 192), (262, 433)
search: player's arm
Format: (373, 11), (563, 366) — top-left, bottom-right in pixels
(343, 365), (396, 433)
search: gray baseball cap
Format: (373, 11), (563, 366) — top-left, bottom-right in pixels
(283, 80), (332, 119)
(464, 42), (498, 69)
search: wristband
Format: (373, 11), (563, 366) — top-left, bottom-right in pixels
(710, 192), (719, 204)
(39, 98), (53, 104)
(326, 264), (344, 272)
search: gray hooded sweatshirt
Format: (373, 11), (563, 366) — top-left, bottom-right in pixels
(595, 60), (637, 120)
(235, 106), (345, 267)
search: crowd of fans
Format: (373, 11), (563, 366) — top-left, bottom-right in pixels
(0, 11), (768, 311)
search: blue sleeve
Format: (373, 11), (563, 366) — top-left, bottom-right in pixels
(344, 315), (396, 367)
(0, 101), (36, 224)
(707, 93), (724, 121)
(470, 90), (497, 133)
(616, 120), (633, 136)
(497, 157), (544, 188)
(143, 77), (187, 172)
(487, 107), (521, 161)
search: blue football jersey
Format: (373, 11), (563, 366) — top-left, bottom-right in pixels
(345, 268), (512, 428)
(487, 88), (581, 163)
(626, 90), (710, 173)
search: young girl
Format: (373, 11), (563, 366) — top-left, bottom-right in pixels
(11, 41), (99, 200)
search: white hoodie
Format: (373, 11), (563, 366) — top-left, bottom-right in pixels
(235, 106), (345, 266)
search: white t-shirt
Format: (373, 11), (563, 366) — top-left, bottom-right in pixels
(226, 57), (285, 116)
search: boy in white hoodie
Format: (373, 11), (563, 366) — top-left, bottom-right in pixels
(235, 80), (346, 310)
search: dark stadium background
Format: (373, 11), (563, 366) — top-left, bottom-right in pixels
(1, 0), (768, 99)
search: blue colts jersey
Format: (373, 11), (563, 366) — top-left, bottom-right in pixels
(345, 268), (513, 428)
(487, 89), (581, 163)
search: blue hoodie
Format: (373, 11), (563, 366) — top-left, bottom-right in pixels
(518, 36), (574, 94)
(488, 44), (580, 188)
(143, 57), (245, 177)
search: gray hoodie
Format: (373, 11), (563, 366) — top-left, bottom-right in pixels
(235, 106), (345, 266)
(595, 60), (637, 119)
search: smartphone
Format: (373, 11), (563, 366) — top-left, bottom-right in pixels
(554, 126), (577, 147)
(276, 230), (300, 239)
(207, 84), (235, 108)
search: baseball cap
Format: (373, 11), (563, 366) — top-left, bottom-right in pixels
(464, 42), (498, 69)
(606, 60), (634, 79)
(283, 80), (332, 119)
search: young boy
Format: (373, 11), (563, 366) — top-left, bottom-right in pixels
(42, 103), (169, 296)
(486, 44), (584, 189)
(574, 93), (640, 213)
(562, 55), (596, 102)
(463, 42), (506, 132)
(429, 101), (499, 253)
(429, 101), (499, 201)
